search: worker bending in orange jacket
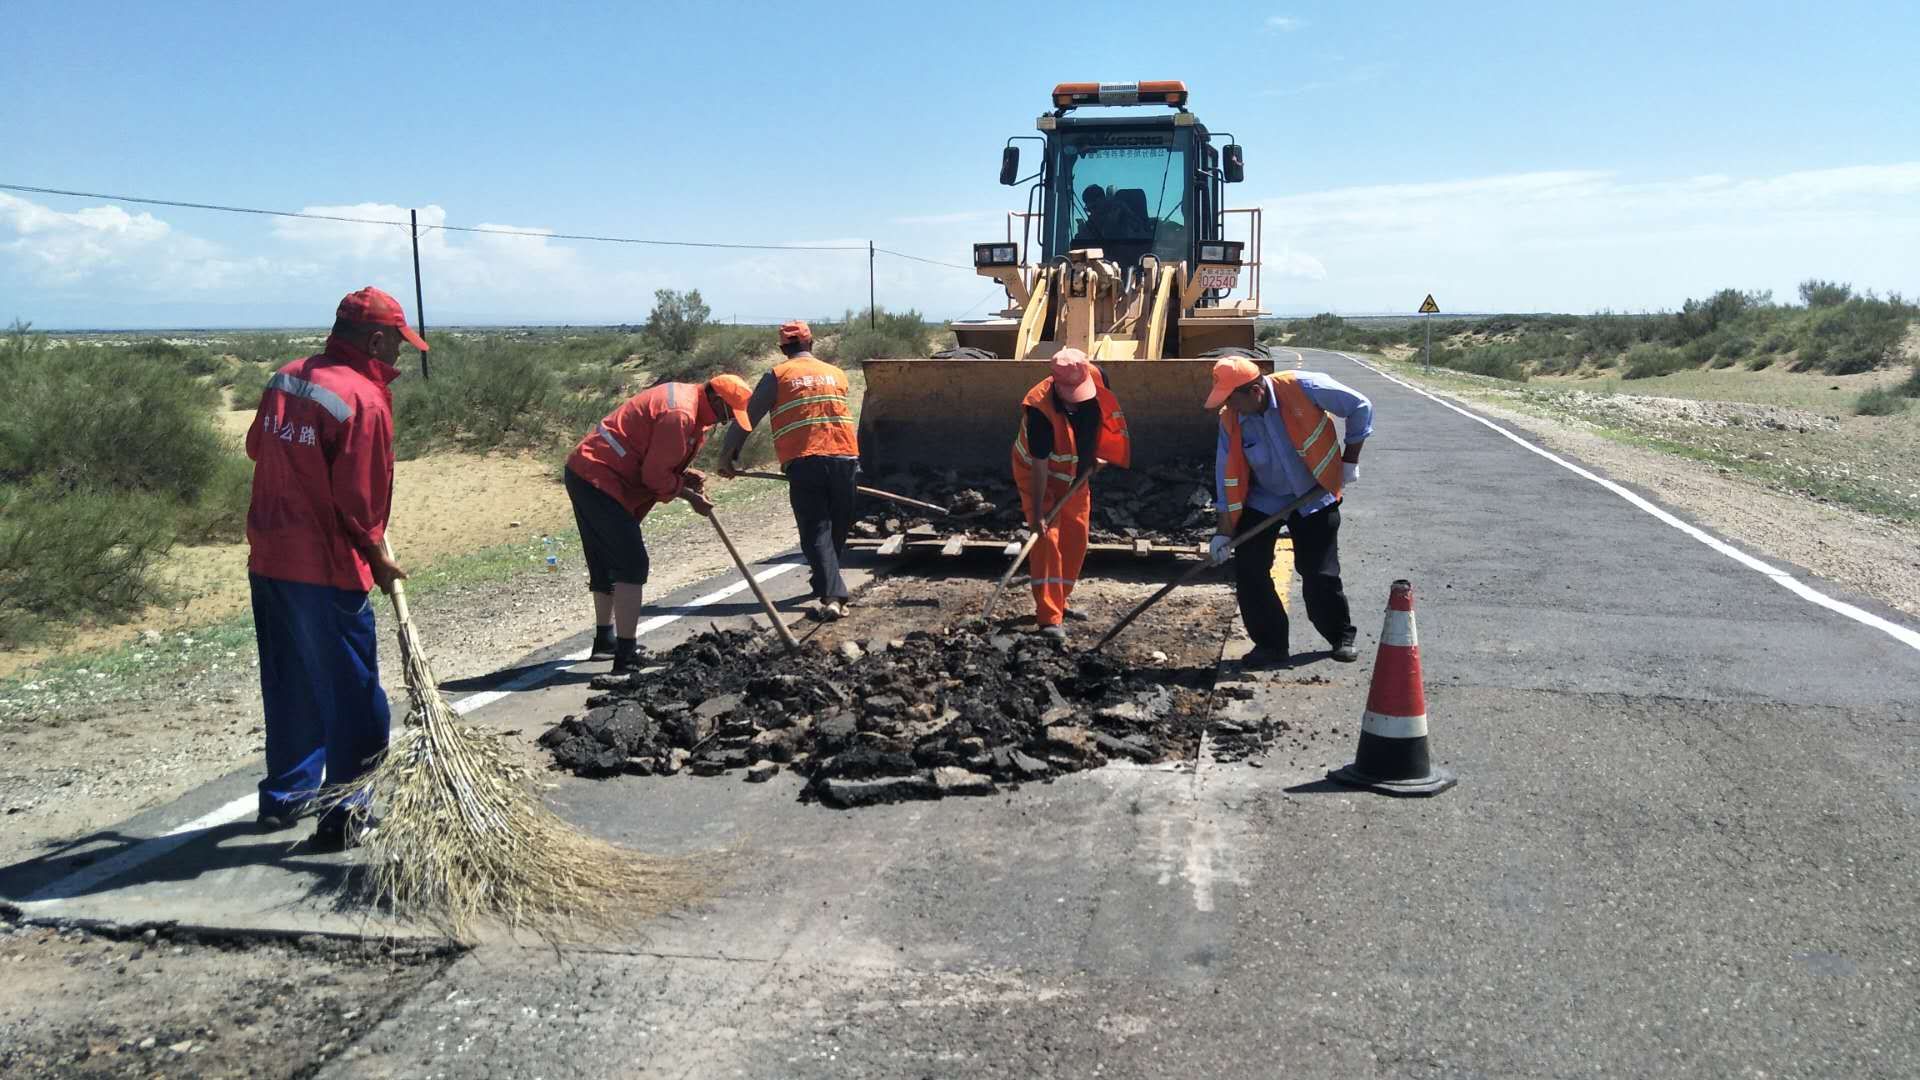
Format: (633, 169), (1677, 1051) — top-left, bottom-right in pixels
(1010, 347), (1131, 638)
(564, 374), (754, 672)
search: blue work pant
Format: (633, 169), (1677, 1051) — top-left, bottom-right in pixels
(250, 573), (391, 827)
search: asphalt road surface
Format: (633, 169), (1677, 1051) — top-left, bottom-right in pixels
(12, 348), (1920, 1078)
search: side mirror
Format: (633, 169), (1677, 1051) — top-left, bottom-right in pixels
(999, 146), (1020, 186)
(1223, 144), (1244, 184)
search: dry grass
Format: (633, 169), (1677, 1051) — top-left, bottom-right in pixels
(324, 580), (708, 942)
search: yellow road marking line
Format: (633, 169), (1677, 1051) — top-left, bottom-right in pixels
(1272, 536), (1294, 613)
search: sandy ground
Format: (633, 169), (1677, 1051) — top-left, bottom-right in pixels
(1381, 363), (1920, 618)
(0, 450), (582, 680)
(0, 486), (798, 867)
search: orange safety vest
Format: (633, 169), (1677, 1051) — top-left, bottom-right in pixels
(768, 356), (858, 465)
(1218, 371), (1343, 531)
(1009, 370), (1132, 497)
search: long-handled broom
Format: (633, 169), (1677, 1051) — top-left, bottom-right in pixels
(321, 537), (692, 941)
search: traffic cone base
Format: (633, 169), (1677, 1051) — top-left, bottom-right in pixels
(1328, 579), (1456, 797)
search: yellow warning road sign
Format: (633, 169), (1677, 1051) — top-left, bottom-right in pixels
(1418, 294), (1440, 314)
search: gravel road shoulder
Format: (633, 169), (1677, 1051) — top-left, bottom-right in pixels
(0, 488), (796, 866)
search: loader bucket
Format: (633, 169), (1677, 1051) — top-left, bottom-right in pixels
(858, 357), (1252, 474)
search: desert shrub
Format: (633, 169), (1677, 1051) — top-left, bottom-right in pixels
(1854, 387), (1911, 416)
(818, 308), (931, 364)
(1745, 354), (1776, 370)
(1800, 298), (1912, 374)
(1621, 343), (1693, 379)
(1578, 311), (1639, 355)
(1426, 344), (1527, 381)
(650, 325), (770, 384)
(1898, 366), (1920, 398)
(173, 449), (254, 544)
(0, 343), (227, 501)
(392, 338), (557, 456)
(0, 483), (177, 647)
(1799, 279), (1852, 307)
(643, 289), (709, 355)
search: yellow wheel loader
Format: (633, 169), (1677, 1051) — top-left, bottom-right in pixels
(860, 80), (1269, 471)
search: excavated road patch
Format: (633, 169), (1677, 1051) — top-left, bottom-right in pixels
(539, 574), (1296, 805)
(854, 460), (1218, 546)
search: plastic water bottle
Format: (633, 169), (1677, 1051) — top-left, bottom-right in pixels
(543, 535), (558, 573)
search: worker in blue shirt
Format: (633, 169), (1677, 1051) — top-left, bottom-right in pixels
(1204, 357), (1371, 668)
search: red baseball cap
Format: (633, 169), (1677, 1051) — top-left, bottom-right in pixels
(778, 319), (813, 346)
(337, 286), (430, 352)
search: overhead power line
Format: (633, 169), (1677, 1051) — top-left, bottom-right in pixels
(874, 247), (976, 272)
(0, 182), (872, 253)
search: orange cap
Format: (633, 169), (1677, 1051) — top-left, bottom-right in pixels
(707, 373), (754, 430)
(1203, 357), (1263, 410)
(1050, 347), (1098, 403)
(778, 319), (813, 346)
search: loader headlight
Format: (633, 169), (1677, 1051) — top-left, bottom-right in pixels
(974, 243), (1020, 267)
(1197, 241), (1244, 264)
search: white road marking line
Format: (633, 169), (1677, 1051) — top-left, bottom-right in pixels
(20, 562), (803, 907)
(1332, 350), (1920, 653)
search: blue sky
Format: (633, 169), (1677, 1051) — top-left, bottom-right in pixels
(3, 0), (1915, 327)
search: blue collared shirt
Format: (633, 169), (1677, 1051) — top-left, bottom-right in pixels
(1215, 371), (1373, 518)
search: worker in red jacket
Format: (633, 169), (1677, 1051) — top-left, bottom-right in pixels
(246, 286), (424, 852)
(565, 374), (754, 672)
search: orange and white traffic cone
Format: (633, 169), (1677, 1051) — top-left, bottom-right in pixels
(1329, 579), (1456, 796)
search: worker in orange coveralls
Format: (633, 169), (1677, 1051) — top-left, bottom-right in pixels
(1009, 347), (1131, 639)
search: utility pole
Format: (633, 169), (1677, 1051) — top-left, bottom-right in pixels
(410, 209), (429, 380)
(868, 241), (877, 328)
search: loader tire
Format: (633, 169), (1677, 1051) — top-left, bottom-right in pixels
(931, 346), (998, 360)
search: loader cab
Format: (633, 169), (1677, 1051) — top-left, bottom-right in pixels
(1015, 81), (1240, 297)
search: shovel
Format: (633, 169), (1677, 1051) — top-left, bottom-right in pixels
(1089, 487), (1327, 653)
(981, 460), (1105, 621)
(730, 469), (951, 517)
(704, 506), (801, 653)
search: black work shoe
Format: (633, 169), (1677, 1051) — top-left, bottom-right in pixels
(1039, 624), (1068, 642)
(257, 811), (301, 832)
(1240, 645), (1291, 670)
(1331, 629), (1360, 663)
(589, 626), (618, 661)
(1061, 608), (1091, 622)
(309, 814), (379, 854)
(611, 639), (643, 674)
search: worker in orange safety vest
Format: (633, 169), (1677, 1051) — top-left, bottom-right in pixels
(717, 319), (861, 620)
(1205, 356), (1371, 669)
(1010, 347), (1131, 638)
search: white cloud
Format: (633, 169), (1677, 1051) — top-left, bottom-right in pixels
(1264, 15), (1303, 32)
(1254, 163), (1920, 312)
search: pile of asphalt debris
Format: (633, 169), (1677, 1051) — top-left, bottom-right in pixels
(538, 624), (1274, 807)
(854, 459), (1216, 545)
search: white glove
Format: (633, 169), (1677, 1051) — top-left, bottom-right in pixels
(1209, 534), (1233, 564)
(1342, 461), (1360, 486)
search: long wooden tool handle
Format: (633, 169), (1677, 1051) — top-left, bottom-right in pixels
(1089, 487), (1326, 653)
(982, 461), (1104, 619)
(735, 468), (951, 516)
(705, 509), (801, 652)
(377, 535), (413, 625)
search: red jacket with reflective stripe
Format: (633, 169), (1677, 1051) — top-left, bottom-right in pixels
(566, 383), (719, 519)
(245, 336), (400, 592)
